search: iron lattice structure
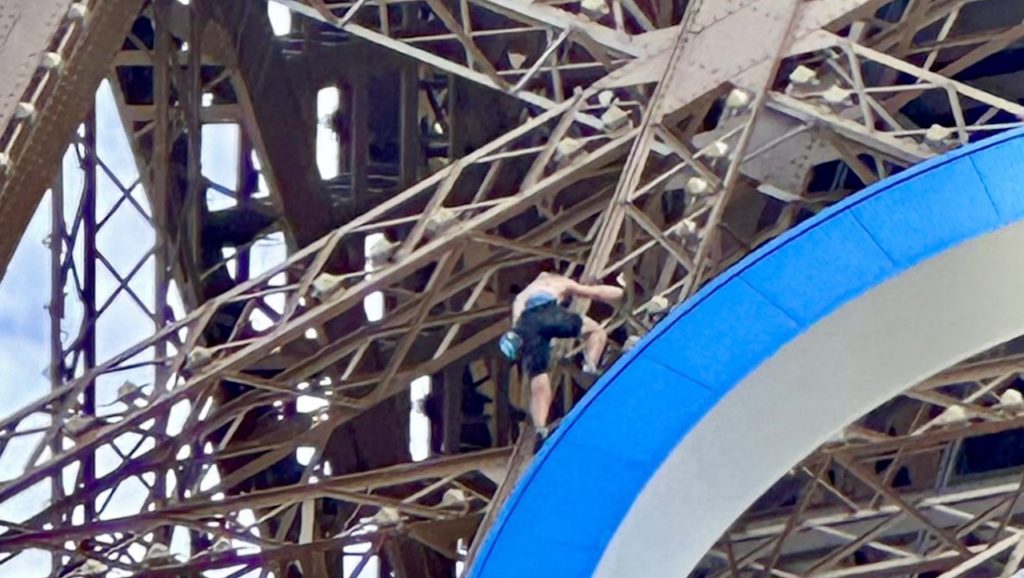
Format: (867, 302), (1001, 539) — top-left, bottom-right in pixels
(1, 0), (1024, 576)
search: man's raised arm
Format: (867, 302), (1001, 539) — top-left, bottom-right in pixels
(566, 279), (624, 305)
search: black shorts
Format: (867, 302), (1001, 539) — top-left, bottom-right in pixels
(516, 301), (583, 376)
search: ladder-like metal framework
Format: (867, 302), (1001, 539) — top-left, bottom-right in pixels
(1, 0), (1024, 576)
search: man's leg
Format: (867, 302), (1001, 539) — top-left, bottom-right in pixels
(580, 315), (607, 374)
(529, 371), (553, 434)
(523, 334), (554, 435)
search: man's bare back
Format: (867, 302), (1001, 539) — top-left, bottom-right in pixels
(511, 272), (621, 324)
(511, 273), (575, 321)
(521, 272), (572, 300)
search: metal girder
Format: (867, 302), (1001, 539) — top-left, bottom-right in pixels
(2, 0), (1024, 576)
(0, 448), (510, 549)
(693, 337), (1024, 577)
(0, 0), (73, 133)
(0, 0), (145, 281)
(202, 0), (340, 249)
(277, 0), (656, 118)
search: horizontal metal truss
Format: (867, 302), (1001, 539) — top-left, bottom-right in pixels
(0, 0), (1024, 575)
(694, 343), (1024, 578)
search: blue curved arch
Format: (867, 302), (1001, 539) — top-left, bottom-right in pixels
(469, 128), (1024, 578)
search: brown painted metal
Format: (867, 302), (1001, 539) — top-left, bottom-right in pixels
(1, 0), (1024, 576)
(0, 0), (144, 281)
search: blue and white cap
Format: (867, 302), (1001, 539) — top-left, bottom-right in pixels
(499, 331), (523, 361)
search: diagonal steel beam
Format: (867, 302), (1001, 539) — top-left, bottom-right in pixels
(0, 0), (146, 281)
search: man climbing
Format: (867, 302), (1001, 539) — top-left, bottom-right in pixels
(499, 272), (624, 441)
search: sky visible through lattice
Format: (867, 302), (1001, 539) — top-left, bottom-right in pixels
(0, 4), (434, 576)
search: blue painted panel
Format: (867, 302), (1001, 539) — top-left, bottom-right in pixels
(969, 137), (1024, 222)
(741, 213), (895, 325)
(502, 442), (652, 552)
(471, 129), (1024, 578)
(643, 279), (800, 390)
(478, 528), (600, 576)
(850, 158), (999, 267)
(565, 357), (713, 464)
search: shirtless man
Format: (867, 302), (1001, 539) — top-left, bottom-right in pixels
(499, 272), (624, 439)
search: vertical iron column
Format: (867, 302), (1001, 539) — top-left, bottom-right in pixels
(81, 109), (98, 521)
(47, 151), (65, 577)
(151, 0), (173, 548)
(350, 75), (369, 195)
(399, 64), (420, 188)
(237, 133), (255, 282)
